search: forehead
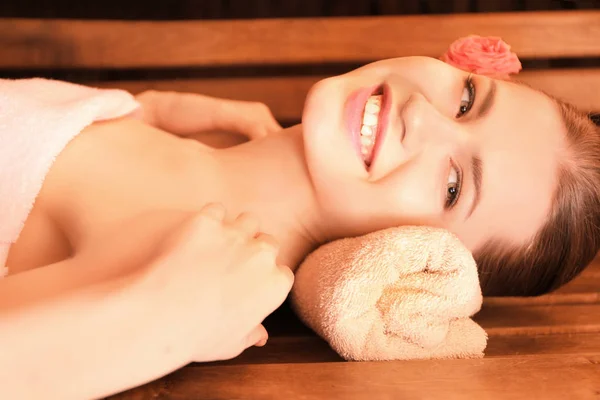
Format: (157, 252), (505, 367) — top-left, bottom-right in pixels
(455, 80), (566, 250)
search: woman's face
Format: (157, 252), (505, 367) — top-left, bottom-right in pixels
(302, 56), (566, 252)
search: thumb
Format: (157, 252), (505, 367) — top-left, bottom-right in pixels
(244, 324), (269, 349)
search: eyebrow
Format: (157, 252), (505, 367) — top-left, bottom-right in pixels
(475, 79), (497, 120)
(466, 155), (483, 219)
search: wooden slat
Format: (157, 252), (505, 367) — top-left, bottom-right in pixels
(476, 303), (600, 335)
(96, 67), (600, 122)
(266, 301), (600, 339)
(206, 332), (600, 366)
(518, 68), (600, 112)
(260, 294), (600, 340)
(110, 354), (600, 399)
(1, 11), (600, 69)
(485, 332), (600, 358)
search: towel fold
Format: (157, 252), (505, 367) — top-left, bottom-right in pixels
(0, 78), (139, 272)
(291, 226), (487, 361)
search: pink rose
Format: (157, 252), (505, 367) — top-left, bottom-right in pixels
(440, 36), (522, 79)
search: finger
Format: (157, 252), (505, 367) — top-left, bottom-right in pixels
(248, 264), (293, 326)
(254, 232), (280, 250)
(244, 324), (269, 349)
(198, 202), (227, 221)
(231, 212), (261, 238)
(167, 204), (226, 251)
(137, 91), (283, 140)
(218, 100), (281, 139)
(263, 264), (295, 314)
(277, 264), (295, 293)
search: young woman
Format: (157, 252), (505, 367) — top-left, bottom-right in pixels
(2, 56), (599, 398)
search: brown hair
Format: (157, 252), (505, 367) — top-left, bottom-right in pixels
(475, 101), (600, 297)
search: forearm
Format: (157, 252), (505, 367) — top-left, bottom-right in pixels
(0, 257), (188, 399)
(134, 89), (280, 143)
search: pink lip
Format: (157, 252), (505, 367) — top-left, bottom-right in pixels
(344, 83), (392, 171)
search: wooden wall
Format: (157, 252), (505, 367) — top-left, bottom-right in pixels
(2, 1), (598, 121)
(0, 0), (598, 20)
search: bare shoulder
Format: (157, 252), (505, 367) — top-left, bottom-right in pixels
(6, 115), (226, 273)
(7, 117), (156, 272)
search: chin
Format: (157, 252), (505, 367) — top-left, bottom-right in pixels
(301, 76), (386, 229)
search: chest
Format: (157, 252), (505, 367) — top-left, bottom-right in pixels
(9, 119), (215, 269)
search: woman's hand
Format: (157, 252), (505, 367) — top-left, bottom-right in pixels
(142, 204), (295, 362)
(0, 203), (293, 399)
(135, 90), (281, 147)
(0, 204), (293, 399)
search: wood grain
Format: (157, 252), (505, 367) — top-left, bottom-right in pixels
(1, 11), (600, 68)
(201, 332), (600, 366)
(91, 67), (600, 122)
(477, 304), (600, 335)
(110, 354), (600, 399)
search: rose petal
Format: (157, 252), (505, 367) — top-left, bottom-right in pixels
(439, 35), (522, 79)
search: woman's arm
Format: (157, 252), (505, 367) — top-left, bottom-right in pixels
(0, 206), (294, 399)
(134, 90), (281, 148)
(0, 254), (189, 400)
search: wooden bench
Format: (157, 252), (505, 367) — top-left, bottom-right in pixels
(1, 10), (599, 399)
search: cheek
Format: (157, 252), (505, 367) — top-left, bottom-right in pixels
(372, 161), (443, 226)
(321, 163), (444, 238)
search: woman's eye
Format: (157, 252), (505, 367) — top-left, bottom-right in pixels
(445, 163), (462, 209)
(456, 76), (476, 118)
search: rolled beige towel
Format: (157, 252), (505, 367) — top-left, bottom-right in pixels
(290, 226), (487, 361)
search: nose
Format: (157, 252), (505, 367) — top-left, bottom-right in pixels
(400, 92), (468, 155)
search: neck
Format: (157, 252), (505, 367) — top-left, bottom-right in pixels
(199, 125), (326, 270)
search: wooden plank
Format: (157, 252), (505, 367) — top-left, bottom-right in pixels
(484, 292), (600, 307)
(1, 11), (600, 68)
(94, 67), (600, 122)
(518, 68), (600, 112)
(476, 303), (600, 335)
(250, 298), (600, 354)
(258, 296), (600, 341)
(110, 354), (600, 399)
(205, 332), (600, 365)
(485, 332), (600, 358)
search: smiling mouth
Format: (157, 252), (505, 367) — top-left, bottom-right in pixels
(359, 85), (388, 168)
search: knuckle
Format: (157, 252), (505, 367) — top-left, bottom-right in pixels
(254, 232), (279, 251)
(252, 102), (275, 120)
(199, 202), (225, 216)
(224, 225), (248, 244)
(252, 101), (270, 113)
(237, 211), (260, 226)
(188, 204), (225, 228)
(135, 89), (157, 101)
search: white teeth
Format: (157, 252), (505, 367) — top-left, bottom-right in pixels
(365, 101), (380, 114)
(362, 112), (378, 126)
(360, 125), (373, 136)
(359, 95), (382, 164)
(360, 135), (373, 147)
